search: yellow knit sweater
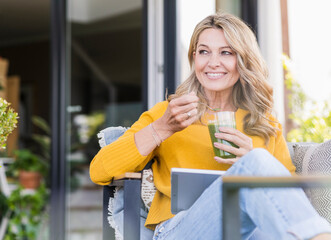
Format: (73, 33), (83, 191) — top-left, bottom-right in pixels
(90, 101), (296, 230)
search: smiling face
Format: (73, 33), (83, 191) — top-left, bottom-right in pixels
(193, 28), (240, 104)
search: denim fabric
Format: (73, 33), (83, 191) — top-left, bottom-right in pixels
(112, 187), (154, 240)
(98, 126), (128, 147)
(110, 147), (331, 239)
(151, 149), (331, 240)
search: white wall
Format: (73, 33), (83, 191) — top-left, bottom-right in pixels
(288, 0), (331, 103)
(258, 0), (284, 124)
(258, 0), (331, 126)
(178, 0), (215, 83)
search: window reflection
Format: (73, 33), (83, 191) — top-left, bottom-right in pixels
(67, 1), (143, 238)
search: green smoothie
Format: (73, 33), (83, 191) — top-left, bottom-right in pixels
(208, 123), (239, 159)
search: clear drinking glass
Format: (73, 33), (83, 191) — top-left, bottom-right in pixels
(207, 111), (238, 159)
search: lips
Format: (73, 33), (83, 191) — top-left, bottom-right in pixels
(205, 72), (226, 79)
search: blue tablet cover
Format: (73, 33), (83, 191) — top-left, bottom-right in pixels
(171, 168), (225, 214)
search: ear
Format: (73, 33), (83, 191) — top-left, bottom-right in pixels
(193, 51), (196, 61)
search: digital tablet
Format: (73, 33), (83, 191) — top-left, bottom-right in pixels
(171, 168), (226, 214)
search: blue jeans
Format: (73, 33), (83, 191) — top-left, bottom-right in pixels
(113, 149), (331, 240)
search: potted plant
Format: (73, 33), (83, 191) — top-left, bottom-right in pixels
(10, 149), (46, 189)
(5, 184), (48, 239)
(0, 97), (18, 149)
(0, 97), (18, 219)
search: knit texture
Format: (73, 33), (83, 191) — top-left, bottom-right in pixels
(90, 101), (295, 229)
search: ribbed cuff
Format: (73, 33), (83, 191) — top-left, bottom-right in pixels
(102, 133), (151, 175)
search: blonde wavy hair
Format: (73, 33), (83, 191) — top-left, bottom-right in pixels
(168, 12), (277, 144)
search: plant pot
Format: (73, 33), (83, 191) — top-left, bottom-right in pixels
(19, 170), (41, 189)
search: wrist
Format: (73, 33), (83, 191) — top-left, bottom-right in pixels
(152, 119), (174, 141)
(149, 123), (162, 146)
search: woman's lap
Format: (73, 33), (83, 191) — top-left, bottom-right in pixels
(112, 149), (331, 239)
(152, 149), (331, 240)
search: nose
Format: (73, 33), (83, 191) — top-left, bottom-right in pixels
(208, 53), (221, 68)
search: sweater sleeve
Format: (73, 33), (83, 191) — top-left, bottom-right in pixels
(272, 121), (296, 174)
(89, 101), (168, 185)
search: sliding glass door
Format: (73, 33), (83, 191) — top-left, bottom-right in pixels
(66, 1), (145, 239)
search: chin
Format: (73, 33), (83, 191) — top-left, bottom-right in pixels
(203, 83), (227, 92)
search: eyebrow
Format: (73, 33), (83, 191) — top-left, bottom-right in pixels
(197, 44), (232, 49)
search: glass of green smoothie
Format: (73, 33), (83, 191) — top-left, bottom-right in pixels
(208, 111), (238, 159)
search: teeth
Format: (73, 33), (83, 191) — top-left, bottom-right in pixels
(206, 73), (224, 77)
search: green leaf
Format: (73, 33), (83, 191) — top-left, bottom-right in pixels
(283, 55), (331, 143)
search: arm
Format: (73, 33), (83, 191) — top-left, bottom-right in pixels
(134, 92), (199, 155)
(90, 102), (166, 185)
(90, 123), (155, 185)
(90, 93), (199, 185)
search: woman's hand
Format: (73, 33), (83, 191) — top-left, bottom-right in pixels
(153, 92), (199, 139)
(213, 126), (253, 165)
(135, 92), (198, 156)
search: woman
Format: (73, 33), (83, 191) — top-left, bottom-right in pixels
(90, 12), (331, 239)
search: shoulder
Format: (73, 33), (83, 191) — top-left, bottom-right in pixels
(237, 109), (282, 127)
(266, 113), (283, 130)
(236, 108), (284, 136)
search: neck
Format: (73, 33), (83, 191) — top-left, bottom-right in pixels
(206, 90), (236, 111)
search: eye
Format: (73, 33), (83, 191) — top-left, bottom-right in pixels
(198, 50), (209, 55)
(221, 50), (233, 55)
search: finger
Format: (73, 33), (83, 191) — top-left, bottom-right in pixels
(172, 93), (199, 106)
(174, 111), (191, 124)
(214, 142), (239, 155)
(182, 108), (198, 123)
(214, 132), (251, 150)
(180, 102), (199, 113)
(216, 127), (253, 149)
(214, 156), (239, 165)
(172, 111), (197, 130)
(169, 93), (198, 108)
(175, 107), (198, 123)
(214, 140), (251, 157)
(218, 127), (251, 143)
(169, 102), (198, 119)
(215, 132), (240, 145)
(186, 108), (198, 119)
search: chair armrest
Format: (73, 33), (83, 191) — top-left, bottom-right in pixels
(222, 176), (331, 240)
(109, 172), (142, 187)
(114, 172), (142, 180)
(113, 172), (142, 181)
(103, 172), (142, 240)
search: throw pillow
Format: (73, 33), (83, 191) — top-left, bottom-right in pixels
(293, 140), (331, 223)
(141, 169), (157, 210)
(292, 143), (315, 174)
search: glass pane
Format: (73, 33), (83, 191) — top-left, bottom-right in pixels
(67, 0), (143, 238)
(0, 0), (51, 239)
